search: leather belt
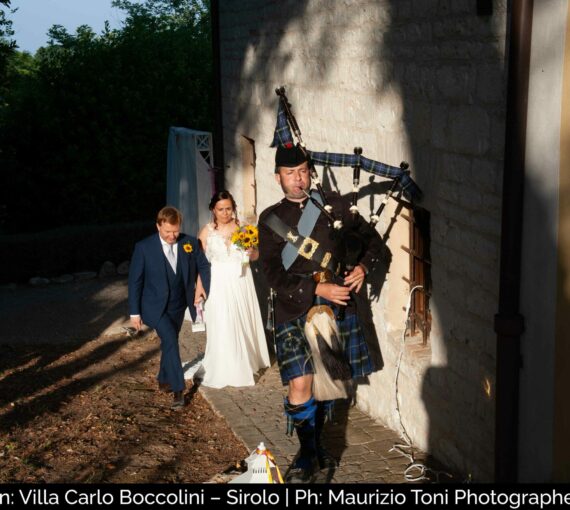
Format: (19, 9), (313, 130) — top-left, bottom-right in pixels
(291, 271), (335, 283)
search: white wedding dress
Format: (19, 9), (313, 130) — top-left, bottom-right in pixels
(199, 224), (270, 388)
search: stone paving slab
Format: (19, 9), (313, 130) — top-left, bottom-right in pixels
(179, 322), (438, 484)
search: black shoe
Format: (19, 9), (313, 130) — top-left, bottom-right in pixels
(285, 454), (317, 483)
(285, 465), (315, 483)
(171, 391), (185, 409)
(317, 446), (338, 469)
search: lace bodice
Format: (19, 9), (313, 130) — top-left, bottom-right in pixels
(205, 223), (245, 264)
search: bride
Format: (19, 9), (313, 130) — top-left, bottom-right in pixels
(195, 190), (270, 388)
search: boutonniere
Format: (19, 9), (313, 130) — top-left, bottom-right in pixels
(183, 242), (193, 254)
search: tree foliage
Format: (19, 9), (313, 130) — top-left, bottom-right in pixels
(0, 0), (16, 96)
(0, 0), (212, 234)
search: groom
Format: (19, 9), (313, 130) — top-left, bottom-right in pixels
(128, 206), (210, 408)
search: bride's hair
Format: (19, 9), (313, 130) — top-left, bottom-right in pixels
(209, 190), (239, 229)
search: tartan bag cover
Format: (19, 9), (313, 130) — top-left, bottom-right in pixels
(270, 96), (422, 202)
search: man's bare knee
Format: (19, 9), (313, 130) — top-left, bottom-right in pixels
(288, 374), (313, 404)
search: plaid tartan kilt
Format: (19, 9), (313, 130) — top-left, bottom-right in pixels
(275, 311), (373, 385)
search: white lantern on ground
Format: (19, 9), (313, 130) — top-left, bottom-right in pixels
(229, 442), (284, 484)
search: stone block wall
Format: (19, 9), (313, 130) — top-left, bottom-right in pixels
(218, 0), (508, 480)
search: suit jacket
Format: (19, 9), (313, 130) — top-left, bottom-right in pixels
(128, 233), (211, 328)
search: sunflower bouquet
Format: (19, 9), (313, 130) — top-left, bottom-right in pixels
(231, 224), (259, 252)
(231, 224), (259, 268)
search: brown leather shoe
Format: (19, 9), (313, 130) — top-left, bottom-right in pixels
(171, 391), (185, 409)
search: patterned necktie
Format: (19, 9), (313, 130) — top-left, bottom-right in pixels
(167, 244), (176, 273)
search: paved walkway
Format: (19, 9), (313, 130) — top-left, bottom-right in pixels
(179, 323), (434, 484)
(0, 277), (443, 484)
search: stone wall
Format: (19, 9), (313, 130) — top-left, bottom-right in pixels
(218, 0), (508, 480)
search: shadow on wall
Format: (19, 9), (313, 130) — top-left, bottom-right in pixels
(216, 0), (532, 480)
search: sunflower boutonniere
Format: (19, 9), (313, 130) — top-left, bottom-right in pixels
(183, 242), (193, 254)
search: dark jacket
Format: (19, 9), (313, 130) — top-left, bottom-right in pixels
(258, 191), (383, 324)
(128, 233), (211, 327)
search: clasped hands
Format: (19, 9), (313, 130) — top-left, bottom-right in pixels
(315, 264), (366, 306)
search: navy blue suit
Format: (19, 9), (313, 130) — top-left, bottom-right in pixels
(128, 233), (210, 392)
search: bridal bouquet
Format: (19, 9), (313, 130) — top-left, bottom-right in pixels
(231, 224), (259, 251)
(231, 224), (259, 266)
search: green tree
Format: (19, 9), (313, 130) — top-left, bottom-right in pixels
(0, 0), (212, 234)
(0, 0), (16, 98)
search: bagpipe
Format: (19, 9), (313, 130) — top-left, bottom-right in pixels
(268, 87), (422, 400)
(272, 86), (422, 225)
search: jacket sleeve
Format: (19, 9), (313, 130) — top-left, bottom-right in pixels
(128, 242), (145, 315)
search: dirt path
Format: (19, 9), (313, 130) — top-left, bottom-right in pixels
(0, 277), (248, 483)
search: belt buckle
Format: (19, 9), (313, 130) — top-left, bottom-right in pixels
(298, 237), (319, 260)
